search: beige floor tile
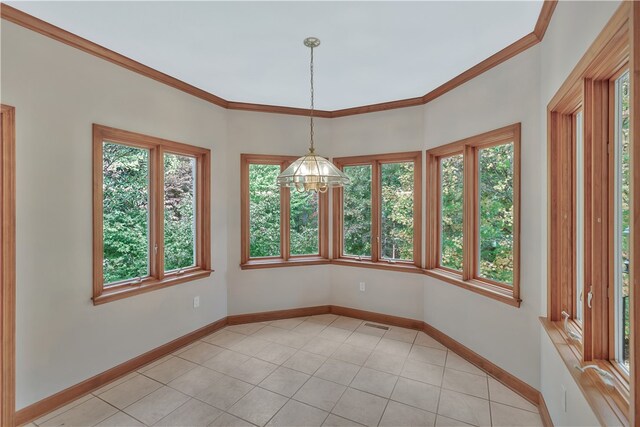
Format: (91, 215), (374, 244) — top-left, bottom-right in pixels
(487, 377), (538, 413)
(202, 349), (251, 374)
(354, 324), (388, 338)
(437, 390), (490, 427)
(390, 377), (440, 413)
(331, 388), (388, 427)
(435, 415), (473, 426)
(176, 341), (223, 364)
(39, 397), (118, 427)
(490, 402), (543, 427)
(293, 320), (329, 336)
(383, 327), (418, 344)
(34, 394), (93, 425)
(445, 353), (486, 377)
(318, 326), (353, 343)
(314, 359), (360, 386)
(308, 314), (339, 325)
(375, 338), (413, 358)
(226, 323), (267, 335)
(321, 414), (365, 426)
(415, 333), (447, 351)
(210, 412), (256, 426)
(270, 318), (306, 330)
(154, 398), (222, 426)
(204, 330), (248, 348)
(270, 330), (311, 349)
(408, 345), (447, 366)
(363, 350), (406, 375)
(138, 355), (173, 373)
(98, 374), (163, 409)
(228, 387), (288, 427)
(229, 357), (278, 385)
(331, 344), (371, 366)
(266, 399), (329, 427)
(194, 373), (254, 410)
(344, 332), (381, 350)
(330, 317), (363, 331)
(143, 357), (198, 384)
(92, 372), (138, 396)
(173, 341), (200, 356)
(283, 350), (327, 374)
(252, 325), (289, 342)
(302, 337), (342, 357)
(259, 366), (310, 397)
(350, 367), (398, 398)
(255, 342), (297, 365)
(95, 411), (145, 426)
(293, 377), (347, 411)
(401, 359), (445, 386)
(167, 365), (224, 397)
(123, 386), (190, 426)
(442, 369), (488, 399)
(379, 400), (437, 427)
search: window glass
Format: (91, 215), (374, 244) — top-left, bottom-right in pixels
(343, 165), (372, 257)
(614, 71), (630, 370)
(164, 153), (196, 271)
(575, 111), (584, 323)
(380, 162), (414, 261)
(249, 163), (281, 258)
(440, 154), (464, 271)
(290, 189), (319, 255)
(102, 142), (149, 284)
(478, 143), (514, 285)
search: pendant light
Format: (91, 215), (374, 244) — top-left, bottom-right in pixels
(277, 37), (350, 193)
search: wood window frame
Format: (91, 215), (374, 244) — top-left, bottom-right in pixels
(426, 124), (521, 307)
(331, 151), (422, 274)
(240, 153), (329, 269)
(92, 124), (212, 305)
(546, 2), (639, 424)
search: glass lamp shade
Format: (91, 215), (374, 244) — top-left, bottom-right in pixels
(277, 150), (350, 193)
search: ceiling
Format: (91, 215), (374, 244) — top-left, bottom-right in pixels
(7, 1), (544, 111)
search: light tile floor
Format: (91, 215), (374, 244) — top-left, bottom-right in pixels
(28, 315), (543, 427)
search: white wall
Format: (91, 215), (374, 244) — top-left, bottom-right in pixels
(1, 22), (229, 409)
(225, 111), (332, 315)
(538, 1), (621, 425)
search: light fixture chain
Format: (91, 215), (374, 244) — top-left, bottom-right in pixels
(309, 44), (314, 152)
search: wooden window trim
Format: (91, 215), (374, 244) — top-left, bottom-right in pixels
(92, 125), (212, 305)
(331, 151), (422, 273)
(240, 154), (329, 269)
(426, 123), (521, 307)
(546, 2), (638, 424)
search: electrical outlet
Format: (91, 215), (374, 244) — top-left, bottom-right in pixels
(193, 296), (200, 308)
(359, 282), (365, 292)
(561, 385), (567, 412)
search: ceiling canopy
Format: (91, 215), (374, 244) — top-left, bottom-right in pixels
(7, 1), (544, 111)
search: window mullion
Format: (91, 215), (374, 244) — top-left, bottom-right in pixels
(372, 161), (380, 263)
(462, 145), (476, 281)
(153, 146), (165, 280)
(281, 161), (291, 261)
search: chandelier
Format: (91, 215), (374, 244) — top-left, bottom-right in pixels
(277, 37), (350, 193)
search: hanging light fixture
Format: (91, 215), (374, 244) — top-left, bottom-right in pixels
(277, 37), (350, 193)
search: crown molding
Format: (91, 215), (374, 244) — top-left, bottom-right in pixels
(0, 1), (557, 118)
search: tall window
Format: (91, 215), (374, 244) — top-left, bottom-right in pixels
(240, 154), (328, 268)
(574, 109), (585, 326)
(426, 124), (521, 306)
(93, 125), (211, 304)
(332, 152), (422, 271)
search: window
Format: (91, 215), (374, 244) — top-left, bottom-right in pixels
(332, 152), (422, 272)
(93, 125), (211, 304)
(240, 154), (328, 268)
(426, 124), (521, 306)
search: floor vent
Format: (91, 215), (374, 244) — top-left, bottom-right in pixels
(364, 322), (389, 331)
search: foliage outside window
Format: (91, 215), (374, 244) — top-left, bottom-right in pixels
(93, 125), (211, 305)
(332, 152), (422, 271)
(241, 154), (328, 268)
(426, 124), (521, 307)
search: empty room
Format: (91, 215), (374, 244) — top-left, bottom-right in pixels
(0, 1), (638, 426)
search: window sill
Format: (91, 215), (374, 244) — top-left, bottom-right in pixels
(423, 268), (521, 307)
(240, 257), (330, 270)
(93, 268), (213, 305)
(539, 317), (630, 426)
(330, 258), (423, 274)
